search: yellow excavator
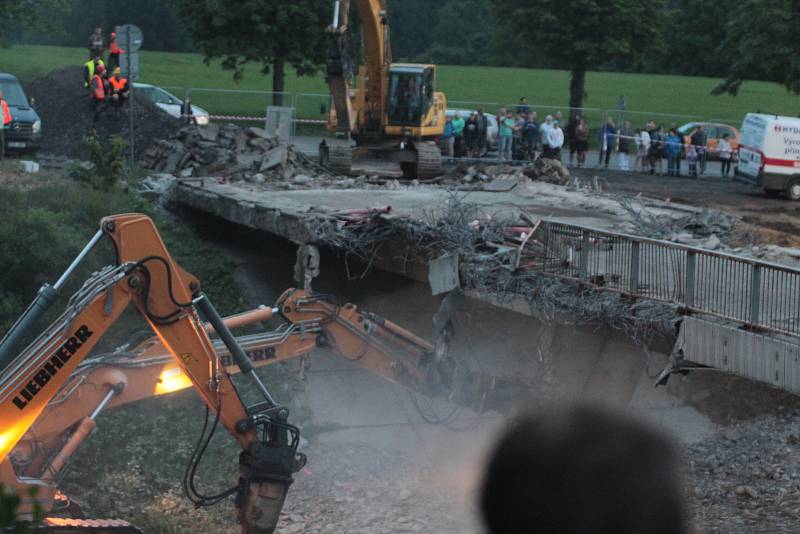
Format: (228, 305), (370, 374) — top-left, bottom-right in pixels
(319, 0), (447, 178)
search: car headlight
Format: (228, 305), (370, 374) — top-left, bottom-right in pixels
(32, 120), (41, 134)
(195, 115), (210, 126)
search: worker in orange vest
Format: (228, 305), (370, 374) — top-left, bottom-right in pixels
(0, 90), (12, 160)
(90, 64), (108, 122)
(107, 31), (124, 73)
(108, 67), (130, 115)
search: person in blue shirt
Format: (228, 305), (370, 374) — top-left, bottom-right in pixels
(442, 116), (455, 161)
(601, 117), (617, 168)
(665, 128), (683, 177)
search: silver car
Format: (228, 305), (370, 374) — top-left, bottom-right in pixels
(133, 83), (210, 126)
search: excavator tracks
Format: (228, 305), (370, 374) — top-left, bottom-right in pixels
(320, 140), (353, 175)
(414, 141), (443, 179)
(37, 518), (143, 533)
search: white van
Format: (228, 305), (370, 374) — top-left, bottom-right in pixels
(736, 113), (800, 199)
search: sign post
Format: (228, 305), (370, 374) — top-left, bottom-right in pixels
(117, 24), (143, 168)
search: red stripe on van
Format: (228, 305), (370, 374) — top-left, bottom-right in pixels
(763, 157), (800, 168)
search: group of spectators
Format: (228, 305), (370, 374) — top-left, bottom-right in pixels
(83, 27), (130, 122)
(598, 117), (734, 178)
(441, 97), (736, 179)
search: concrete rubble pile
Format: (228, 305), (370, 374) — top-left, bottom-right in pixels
(143, 123), (332, 183)
(441, 158), (571, 189)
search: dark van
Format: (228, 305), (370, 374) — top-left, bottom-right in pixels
(0, 73), (42, 152)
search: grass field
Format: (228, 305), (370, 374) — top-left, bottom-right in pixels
(1, 44), (798, 125)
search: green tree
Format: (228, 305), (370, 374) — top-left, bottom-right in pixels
(714, 0), (800, 95)
(417, 0), (492, 66)
(172, 0), (329, 105)
(490, 0), (666, 110)
(0, 0), (67, 46)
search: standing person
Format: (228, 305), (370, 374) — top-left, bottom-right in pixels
(83, 55), (105, 90)
(665, 128), (682, 177)
(0, 91), (12, 161)
(516, 97), (531, 116)
(554, 110), (563, 127)
(650, 126), (665, 175)
(107, 31), (124, 73)
(566, 113), (581, 166)
(107, 67), (130, 115)
(87, 27), (106, 58)
(617, 120), (632, 171)
(718, 133), (733, 177)
(638, 127), (651, 173)
(686, 143), (699, 178)
(601, 117), (617, 168)
(546, 121), (565, 160)
(90, 63), (108, 122)
(539, 114), (553, 156)
(441, 115), (455, 161)
(181, 96), (195, 125)
(512, 112), (525, 160)
(465, 113), (479, 158)
(574, 118), (589, 168)
(691, 125), (708, 175)
(524, 112), (540, 160)
(475, 109), (488, 158)
(452, 112), (465, 158)
(499, 111), (515, 161)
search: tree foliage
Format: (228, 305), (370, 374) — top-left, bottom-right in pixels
(714, 0), (800, 96)
(172, 0), (328, 102)
(490, 0), (666, 109)
(0, 0), (67, 46)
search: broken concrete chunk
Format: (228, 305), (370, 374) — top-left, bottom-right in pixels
(247, 126), (271, 139)
(18, 160), (39, 173)
(261, 145), (288, 171)
(293, 174), (313, 185)
(196, 123), (220, 142)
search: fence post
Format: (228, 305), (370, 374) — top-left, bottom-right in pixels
(629, 241), (640, 293)
(750, 265), (762, 326)
(686, 251), (696, 308)
(580, 230), (590, 280)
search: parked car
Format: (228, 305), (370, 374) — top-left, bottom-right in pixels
(677, 121), (740, 157)
(0, 73), (42, 152)
(445, 109), (498, 151)
(133, 83), (210, 126)
(735, 113), (800, 200)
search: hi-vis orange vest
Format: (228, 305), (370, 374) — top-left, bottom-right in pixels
(91, 75), (106, 100)
(1, 100), (11, 125)
(109, 77), (127, 92)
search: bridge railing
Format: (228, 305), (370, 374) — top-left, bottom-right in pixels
(530, 220), (800, 337)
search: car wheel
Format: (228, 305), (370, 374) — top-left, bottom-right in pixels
(786, 178), (800, 201)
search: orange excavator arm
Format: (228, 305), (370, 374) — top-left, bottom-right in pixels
(0, 214), (304, 533)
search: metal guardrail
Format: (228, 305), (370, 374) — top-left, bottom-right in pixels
(530, 221), (800, 337)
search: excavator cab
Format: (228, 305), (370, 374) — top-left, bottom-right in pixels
(387, 65), (434, 127)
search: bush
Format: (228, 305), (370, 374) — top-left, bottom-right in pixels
(70, 134), (129, 191)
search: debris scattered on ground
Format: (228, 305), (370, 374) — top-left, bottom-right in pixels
(617, 195), (738, 243)
(438, 159), (570, 189)
(25, 66), (182, 160)
(686, 412), (800, 533)
(143, 123), (335, 183)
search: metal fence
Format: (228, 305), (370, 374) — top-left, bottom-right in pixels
(530, 220), (800, 337)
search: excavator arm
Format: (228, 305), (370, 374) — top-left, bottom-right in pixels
(0, 214), (304, 533)
(9, 289), (499, 514)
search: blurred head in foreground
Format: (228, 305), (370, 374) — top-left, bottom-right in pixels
(481, 404), (686, 534)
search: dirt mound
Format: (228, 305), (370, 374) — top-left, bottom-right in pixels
(24, 66), (182, 160)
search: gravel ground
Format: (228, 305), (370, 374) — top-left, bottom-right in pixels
(686, 411), (800, 533)
(24, 66), (182, 160)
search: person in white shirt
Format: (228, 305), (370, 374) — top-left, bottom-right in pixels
(540, 115), (553, 154)
(636, 128), (651, 173)
(546, 122), (565, 160)
(718, 133), (733, 178)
